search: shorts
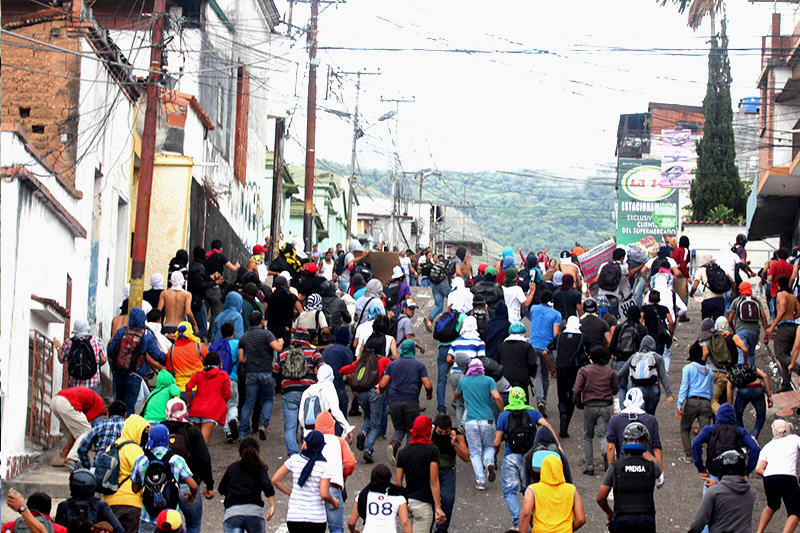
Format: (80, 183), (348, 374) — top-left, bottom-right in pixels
(162, 324), (179, 335)
(187, 417), (217, 425)
(765, 474), (800, 516)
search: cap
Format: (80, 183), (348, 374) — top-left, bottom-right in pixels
(252, 244), (267, 255)
(305, 263), (318, 273)
(583, 298), (597, 313)
(392, 265), (405, 279)
(156, 510), (184, 532)
(700, 317), (715, 341)
(478, 263), (488, 275)
(403, 298), (418, 309)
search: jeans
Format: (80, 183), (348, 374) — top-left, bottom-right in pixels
(556, 367), (579, 427)
(435, 467), (456, 533)
(735, 328), (759, 365)
(336, 385), (349, 418)
(774, 322), (799, 391)
(325, 486), (344, 533)
(447, 371), (464, 425)
(420, 278), (432, 287)
(379, 391), (389, 437)
(501, 453), (526, 528)
(464, 419), (495, 483)
(139, 522), (157, 533)
(635, 383), (660, 416)
(612, 514), (656, 532)
(680, 397), (714, 455)
(615, 360), (628, 405)
(389, 401), (420, 446)
(178, 483), (202, 533)
(224, 383), (239, 434)
(407, 498), (434, 533)
(633, 275), (646, 308)
(282, 390), (303, 455)
(223, 516), (265, 533)
(205, 286), (224, 337)
(195, 301), (208, 339)
(531, 349), (549, 408)
(357, 390), (385, 453)
(337, 278), (349, 293)
(700, 297), (725, 321)
(662, 347), (671, 376)
(583, 403), (611, 470)
(725, 289), (733, 314)
(240, 372), (275, 436)
(113, 373), (143, 416)
(437, 345), (451, 413)
(735, 386), (767, 438)
(428, 281), (451, 321)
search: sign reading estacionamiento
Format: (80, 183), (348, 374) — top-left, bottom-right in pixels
(616, 158), (679, 253)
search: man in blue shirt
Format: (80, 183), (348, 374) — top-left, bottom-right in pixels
(676, 341), (714, 462)
(77, 399), (127, 468)
(529, 290), (561, 417)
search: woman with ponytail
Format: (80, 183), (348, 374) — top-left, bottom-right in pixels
(185, 351), (232, 443)
(219, 437), (276, 532)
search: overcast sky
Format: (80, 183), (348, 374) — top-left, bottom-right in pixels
(272, 0), (798, 176)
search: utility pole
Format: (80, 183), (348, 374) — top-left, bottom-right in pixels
(302, 0), (319, 255)
(379, 96), (414, 251)
(269, 118), (286, 260)
(130, 0), (166, 309)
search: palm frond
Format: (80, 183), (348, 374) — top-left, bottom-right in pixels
(658, 0), (692, 14)
(687, 0), (723, 30)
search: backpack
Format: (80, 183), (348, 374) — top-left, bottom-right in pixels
(350, 350), (380, 392)
(168, 425), (192, 462)
(530, 444), (560, 483)
(736, 296), (760, 323)
(517, 268), (532, 291)
(472, 307), (488, 339)
(433, 311), (460, 343)
(302, 394), (323, 429)
(67, 337), (97, 381)
(335, 253), (348, 276)
(141, 449), (180, 518)
(12, 515), (54, 533)
(114, 327), (144, 375)
(282, 344), (309, 380)
(61, 498), (99, 525)
(506, 410), (536, 454)
(384, 282), (401, 309)
(705, 263), (732, 294)
(649, 256), (668, 274)
(631, 352), (658, 385)
(388, 315), (402, 340)
(728, 364), (758, 388)
(598, 262), (622, 291)
(351, 262), (373, 283)
(429, 262), (447, 284)
(617, 321), (640, 357)
(445, 260), (457, 280)
(706, 423), (744, 475)
(709, 333), (736, 369)
(94, 440), (136, 495)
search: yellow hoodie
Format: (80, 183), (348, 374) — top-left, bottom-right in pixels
(102, 414), (149, 508)
(531, 454), (575, 533)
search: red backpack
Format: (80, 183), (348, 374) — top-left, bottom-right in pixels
(114, 327), (144, 375)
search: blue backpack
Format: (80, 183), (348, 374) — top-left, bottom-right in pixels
(302, 395), (322, 430)
(209, 338), (235, 375)
(433, 311), (460, 343)
(94, 440), (135, 495)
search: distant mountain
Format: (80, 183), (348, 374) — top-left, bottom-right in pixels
(316, 159), (617, 253)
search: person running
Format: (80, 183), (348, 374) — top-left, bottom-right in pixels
(641, 291), (674, 364)
(54, 318), (107, 394)
(446, 315), (485, 424)
(271, 431), (338, 533)
(158, 272), (197, 336)
(395, 299), (423, 351)
(471, 266), (505, 318)
(381, 340), (433, 464)
(140, 370), (181, 424)
(384, 266), (411, 316)
(211, 292), (244, 344)
(524, 424), (574, 485)
(239, 283), (264, 335)
(594, 248), (629, 319)
(298, 364), (355, 439)
(726, 361), (772, 439)
(52, 387), (108, 471)
(499, 322), (539, 401)
(209, 322), (241, 442)
(771, 275), (800, 391)
(702, 316), (745, 411)
(606, 389), (663, 470)
(692, 403), (760, 482)
(518, 454), (585, 533)
(553, 273), (582, 321)
(579, 298), (611, 354)
(54, 469), (124, 532)
(596, 422), (662, 533)
(755, 420), (800, 533)
(689, 450), (755, 533)
(165, 321), (208, 393)
(529, 289), (561, 416)
(3, 490), (65, 533)
(77, 400), (126, 469)
(267, 276), (302, 347)
(187, 246), (222, 339)
(431, 414), (469, 533)
(502, 267), (535, 323)
(322, 326), (355, 417)
(494, 387), (556, 530)
(609, 305), (648, 403)
(615, 336), (675, 415)
(218, 438), (276, 532)
(185, 351), (231, 444)
(689, 255), (731, 321)
(348, 463), (412, 533)
(395, 415), (447, 532)
(573, 345), (618, 476)
(485, 300), (511, 362)
(552, 316), (585, 438)
(314, 412), (356, 533)
(676, 341), (714, 462)
(293, 294), (330, 345)
(101, 414), (150, 533)
(728, 281), (769, 366)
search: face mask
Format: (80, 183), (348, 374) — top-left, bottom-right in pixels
(431, 431), (450, 449)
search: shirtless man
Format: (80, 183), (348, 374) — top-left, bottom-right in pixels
(767, 275), (800, 391)
(557, 250), (583, 291)
(158, 271), (197, 335)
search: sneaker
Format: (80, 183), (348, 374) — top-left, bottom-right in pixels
(229, 419), (239, 442)
(582, 468), (595, 476)
(226, 432), (233, 444)
(258, 423), (268, 441)
(476, 482), (486, 491)
(678, 455), (694, 464)
(363, 451), (374, 464)
(486, 463), (496, 483)
(357, 432), (366, 451)
(387, 443), (399, 465)
(538, 402), (548, 418)
(425, 317), (433, 332)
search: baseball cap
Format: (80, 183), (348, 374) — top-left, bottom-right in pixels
(403, 299), (418, 309)
(392, 265), (405, 279)
(156, 510), (184, 532)
(252, 244), (267, 255)
(305, 262), (318, 273)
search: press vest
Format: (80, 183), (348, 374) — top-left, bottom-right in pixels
(613, 455), (656, 516)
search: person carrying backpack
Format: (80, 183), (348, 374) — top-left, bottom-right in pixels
(615, 336), (674, 416)
(493, 387), (557, 530)
(726, 362), (772, 439)
(703, 316), (746, 412)
(689, 450), (755, 533)
(130, 425), (198, 533)
(385, 266), (411, 315)
(609, 305), (648, 403)
(140, 370), (181, 424)
(727, 281), (770, 366)
(185, 351), (231, 445)
(3, 490), (64, 533)
(425, 256), (453, 332)
(689, 255), (732, 321)
(54, 319), (106, 394)
(298, 364), (354, 439)
(55, 470), (124, 533)
(551, 316), (585, 438)
(595, 248), (629, 319)
(77, 400), (127, 470)
(691, 402), (760, 482)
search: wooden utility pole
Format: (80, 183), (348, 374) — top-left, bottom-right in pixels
(130, 0), (166, 308)
(302, 0), (319, 255)
(269, 118), (285, 260)
(379, 96), (414, 250)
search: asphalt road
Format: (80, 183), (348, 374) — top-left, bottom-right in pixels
(198, 289), (781, 532)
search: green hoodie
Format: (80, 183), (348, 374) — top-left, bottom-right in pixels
(142, 369), (181, 422)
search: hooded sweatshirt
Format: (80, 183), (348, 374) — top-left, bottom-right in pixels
(484, 300), (510, 361)
(616, 336), (673, 396)
(692, 403), (760, 475)
(167, 335), (209, 390)
(299, 365), (354, 437)
(315, 411), (356, 480)
(530, 455), (575, 533)
(211, 292), (244, 343)
(688, 475), (754, 533)
(186, 366), (231, 425)
(677, 360), (713, 408)
(107, 307), (165, 377)
(525, 425), (573, 484)
(499, 334), (539, 389)
(142, 370), (181, 422)
(102, 415), (150, 508)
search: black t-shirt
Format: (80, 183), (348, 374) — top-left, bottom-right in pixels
(238, 328), (277, 374)
(268, 291), (298, 330)
(397, 443), (440, 504)
(642, 304), (670, 353)
(580, 315), (610, 352)
(553, 288), (582, 319)
(206, 251), (229, 277)
(299, 276), (327, 298)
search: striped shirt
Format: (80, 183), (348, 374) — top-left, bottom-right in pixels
(284, 453), (331, 523)
(58, 336), (106, 389)
(274, 346), (322, 393)
(447, 337), (486, 372)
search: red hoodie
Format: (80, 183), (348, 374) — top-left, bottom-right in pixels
(185, 367), (231, 425)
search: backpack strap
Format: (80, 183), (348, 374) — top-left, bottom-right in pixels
(168, 345), (174, 371)
(194, 343), (204, 364)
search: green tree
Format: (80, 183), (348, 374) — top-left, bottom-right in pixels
(690, 23), (746, 221)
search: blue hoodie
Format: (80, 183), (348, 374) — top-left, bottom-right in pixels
(211, 292), (244, 343)
(692, 403), (760, 475)
(107, 307), (165, 377)
(677, 361), (713, 408)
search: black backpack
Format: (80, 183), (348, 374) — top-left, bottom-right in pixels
(617, 321), (640, 357)
(388, 315), (402, 340)
(706, 263), (732, 294)
(334, 253), (348, 276)
(507, 410), (535, 454)
(433, 311), (460, 343)
(68, 337), (97, 380)
(706, 423), (744, 475)
(384, 282), (401, 309)
(168, 425), (192, 462)
(351, 262), (373, 282)
(62, 498), (99, 525)
(141, 449), (180, 518)
(517, 268), (532, 291)
(598, 262), (622, 291)
(472, 307), (488, 339)
(429, 262), (447, 284)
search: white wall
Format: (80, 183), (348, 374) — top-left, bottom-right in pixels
(682, 223), (779, 273)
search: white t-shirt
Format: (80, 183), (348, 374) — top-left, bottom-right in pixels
(359, 491), (407, 533)
(285, 454), (331, 523)
(694, 266), (726, 300)
(759, 434), (800, 477)
(503, 285), (527, 323)
(320, 434), (345, 487)
(399, 256), (412, 275)
(319, 259), (335, 281)
(354, 320), (392, 358)
(645, 257), (677, 271)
